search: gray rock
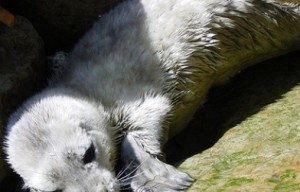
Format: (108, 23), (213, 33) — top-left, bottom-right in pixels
(0, 15), (46, 183)
(165, 51), (300, 192)
(2, 0), (122, 53)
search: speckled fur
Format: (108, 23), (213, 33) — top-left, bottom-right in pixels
(4, 0), (300, 192)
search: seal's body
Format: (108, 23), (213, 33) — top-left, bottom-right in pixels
(5, 0), (300, 191)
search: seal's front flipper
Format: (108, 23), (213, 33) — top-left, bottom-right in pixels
(119, 133), (194, 192)
(116, 94), (193, 191)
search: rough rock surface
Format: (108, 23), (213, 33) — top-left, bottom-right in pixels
(165, 51), (300, 192)
(2, 0), (122, 53)
(0, 15), (46, 183)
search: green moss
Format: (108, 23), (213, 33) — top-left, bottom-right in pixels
(213, 151), (257, 172)
(267, 169), (297, 183)
(274, 182), (300, 191)
(196, 152), (257, 190)
(225, 177), (255, 187)
(266, 169), (300, 191)
(280, 170), (297, 180)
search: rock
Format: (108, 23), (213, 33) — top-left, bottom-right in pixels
(166, 51), (300, 192)
(2, 0), (122, 53)
(0, 14), (46, 184)
(0, 118), (6, 182)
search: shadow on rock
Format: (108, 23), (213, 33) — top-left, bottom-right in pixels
(165, 50), (300, 165)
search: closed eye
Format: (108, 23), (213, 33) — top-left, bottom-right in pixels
(83, 143), (96, 164)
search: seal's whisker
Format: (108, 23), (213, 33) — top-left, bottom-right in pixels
(119, 181), (131, 187)
(118, 165), (154, 183)
(120, 184), (132, 191)
(118, 157), (155, 182)
(117, 160), (135, 178)
(117, 163), (142, 182)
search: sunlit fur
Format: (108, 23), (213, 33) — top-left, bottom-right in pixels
(4, 0), (300, 191)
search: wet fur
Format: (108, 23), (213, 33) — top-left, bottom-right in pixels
(4, 0), (300, 191)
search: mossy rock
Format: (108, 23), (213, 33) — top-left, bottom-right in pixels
(165, 51), (300, 192)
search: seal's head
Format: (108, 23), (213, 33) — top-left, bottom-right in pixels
(4, 92), (119, 192)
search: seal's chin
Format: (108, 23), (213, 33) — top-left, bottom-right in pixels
(22, 147), (120, 192)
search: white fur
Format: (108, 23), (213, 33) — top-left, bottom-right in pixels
(4, 0), (300, 191)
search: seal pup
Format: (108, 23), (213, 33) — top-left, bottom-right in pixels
(4, 0), (300, 191)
